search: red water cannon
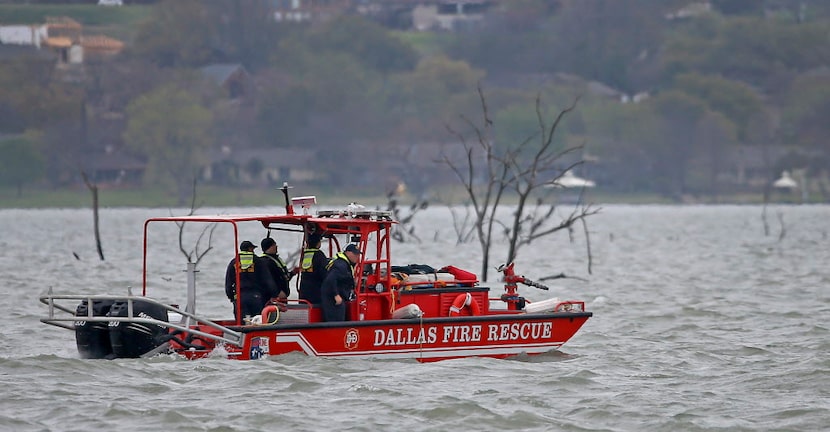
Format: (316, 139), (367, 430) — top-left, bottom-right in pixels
(497, 262), (550, 310)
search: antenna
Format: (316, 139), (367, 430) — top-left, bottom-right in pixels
(280, 182), (293, 215)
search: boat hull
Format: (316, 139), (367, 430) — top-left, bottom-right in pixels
(185, 312), (591, 362)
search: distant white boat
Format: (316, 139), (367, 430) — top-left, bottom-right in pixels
(547, 170), (596, 188)
(773, 171), (798, 189)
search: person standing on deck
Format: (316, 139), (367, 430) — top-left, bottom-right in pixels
(298, 233), (327, 305)
(225, 241), (277, 321)
(320, 243), (361, 322)
(260, 237), (296, 301)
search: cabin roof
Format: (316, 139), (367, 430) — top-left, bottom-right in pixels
(146, 211), (397, 231)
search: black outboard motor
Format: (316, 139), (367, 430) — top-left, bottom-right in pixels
(108, 299), (169, 358)
(75, 299), (115, 359)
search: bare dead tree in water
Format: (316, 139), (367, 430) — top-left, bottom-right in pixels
(80, 171), (105, 261)
(540, 272), (589, 283)
(761, 201), (789, 242)
(447, 201), (477, 245)
(448, 205), (477, 244)
(441, 86), (600, 281)
(776, 211), (787, 241)
(581, 217), (594, 275)
(174, 178), (217, 265)
(384, 187), (428, 243)
(428, 192), (477, 245)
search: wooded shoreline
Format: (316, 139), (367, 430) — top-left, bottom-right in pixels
(0, 185), (807, 209)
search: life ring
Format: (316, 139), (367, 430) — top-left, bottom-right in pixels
(449, 292), (481, 317)
(261, 304), (280, 325)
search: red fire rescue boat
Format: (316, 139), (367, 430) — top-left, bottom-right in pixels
(40, 186), (591, 362)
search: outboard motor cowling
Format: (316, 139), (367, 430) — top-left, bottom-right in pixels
(108, 299), (169, 358)
(75, 299), (115, 359)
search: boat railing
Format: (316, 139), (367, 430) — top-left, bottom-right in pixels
(486, 297), (586, 312)
(523, 299), (586, 313)
(39, 287), (243, 347)
(394, 278), (478, 290)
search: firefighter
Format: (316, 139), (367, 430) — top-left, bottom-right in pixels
(224, 240), (277, 321)
(320, 243), (361, 322)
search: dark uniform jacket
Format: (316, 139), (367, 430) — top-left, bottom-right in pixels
(299, 248), (328, 304)
(224, 252), (277, 319)
(261, 252), (291, 299)
(320, 252), (355, 321)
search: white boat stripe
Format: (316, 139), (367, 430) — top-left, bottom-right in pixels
(273, 332), (563, 359)
(275, 332), (320, 356)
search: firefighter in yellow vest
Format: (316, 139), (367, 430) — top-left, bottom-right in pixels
(298, 233), (328, 305)
(260, 236), (296, 300)
(224, 240), (277, 321)
(321, 243), (361, 322)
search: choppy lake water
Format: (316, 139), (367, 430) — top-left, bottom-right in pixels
(0, 204), (828, 431)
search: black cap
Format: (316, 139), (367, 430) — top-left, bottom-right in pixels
(261, 237), (276, 250)
(308, 233), (322, 245)
(344, 244), (362, 254)
(240, 240), (257, 251)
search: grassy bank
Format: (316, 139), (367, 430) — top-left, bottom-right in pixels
(0, 4), (149, 26)
(0, 186), (280, 209)
(3, 184), (794, 210)
(0, 4), (151, 42)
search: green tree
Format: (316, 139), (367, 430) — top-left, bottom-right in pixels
(124, 84), (213, 204)
(395, 55), (485, 123)
(489, 84), (589, 155)
(581, 101), (663, 192)
(255, 84), (316, 147)
(271, 46), (387, 146)
(647, 91), (707, 198)
(719, 18), (830, 87)
(659, 14), (724, 83)
(783, 74), (830, 150)
(209, 0), (285, 69)
(0, 57), (82, 133)
(549, 0), (674, 91)
(267, 31), (422, 155)
(0, 134), (45, 197)
(131, 0), (218, 68)
(304, 15), (419, 74)
(447, 19), (549, 75)
(673, 73), (762, 141)
(662, 16), (830, 92)
(693, 111), (738, 198)
(711, 0), (764, 16)
(264, 14), (423, 149)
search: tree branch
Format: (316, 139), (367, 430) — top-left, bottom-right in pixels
(80, 170), (105, 261)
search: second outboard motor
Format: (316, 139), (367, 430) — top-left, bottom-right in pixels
(75, 299), (115, 359)
(108, 299), (169, 358)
